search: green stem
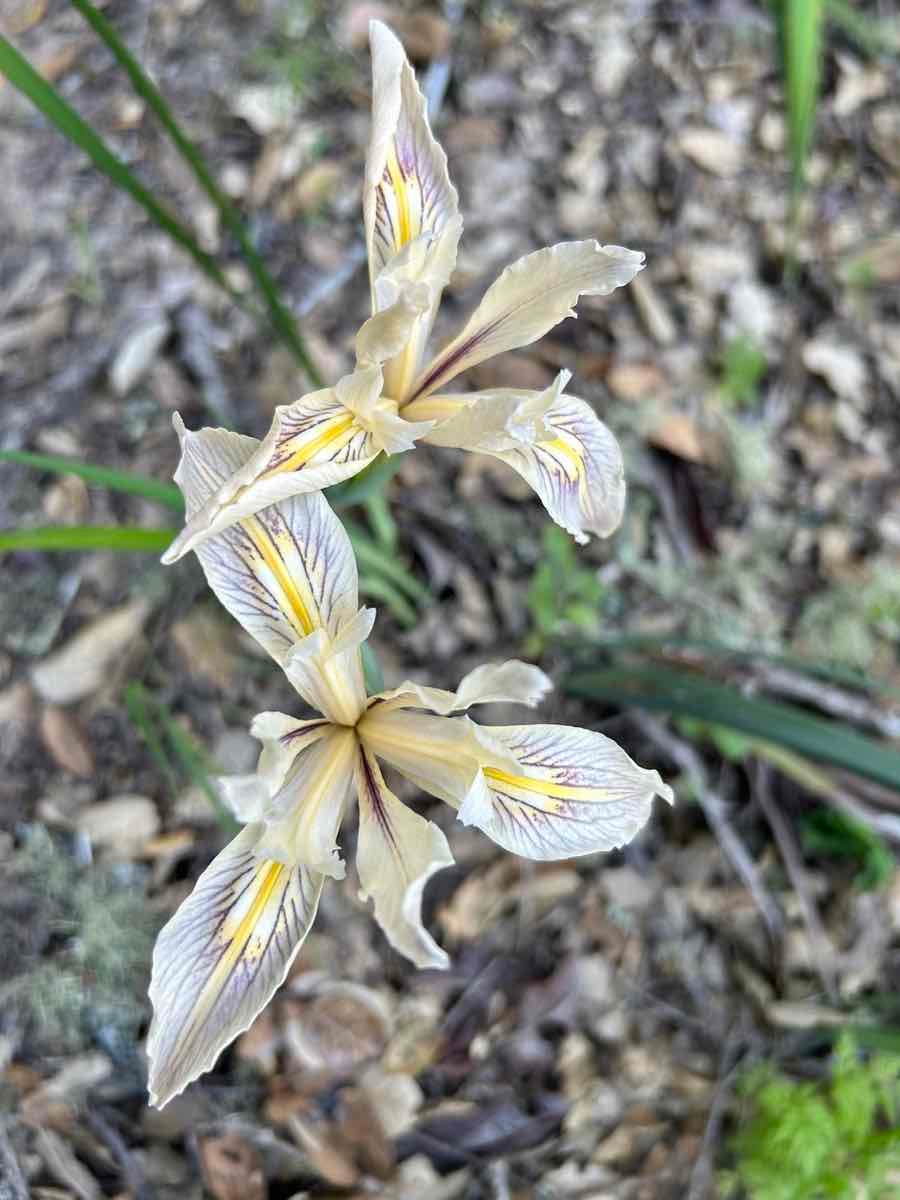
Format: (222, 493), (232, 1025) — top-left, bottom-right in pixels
(0, 34), (242, 308)
(0, 449), (183, 510)
(69, 0), (322, 385)
(0, 526), (172, 553)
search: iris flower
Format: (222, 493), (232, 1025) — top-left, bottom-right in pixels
(147, 425), (673, 1107)
(160, 21), (644, 566)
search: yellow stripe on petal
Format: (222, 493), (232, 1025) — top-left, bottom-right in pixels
(365, 23), (459, 287)
(413, 377), (626, 544)
(185, 487), (361, 678)
(162, 373), (385, 565)
(386, 150), (413, 251)
(147, 825), (324, 1109)
(271, 413), (357, 476)
(539, 435), (584, 482)
(475, 725), (674, 861)
(240, 516), (316, 638)
(222, 859), (285, 958)
(483, 766), (591, 802)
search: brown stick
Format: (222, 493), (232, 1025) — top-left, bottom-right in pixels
(0, 1120), (30, 1200)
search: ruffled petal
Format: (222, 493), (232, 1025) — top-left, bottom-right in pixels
(217, 717), (333, 823)
(409, 241), (644, 402)
(365, 21), (460, 296)
(355, 281), (431, 368)
(362, 709), (672, 861)
(353, 745), (453, 969)
(368, 659), (551, 717)
(256, 726), (357, 879)
(283, 607), (374, 727)
(462, 723), (673, 859)
(408, 372), (626, 542)
(249, 713), (334, 793)
(147, 824), (324, 1108)
(365, 22), (463, 401)
(162, 368), (388, 563)
(164, 430), (363, 670)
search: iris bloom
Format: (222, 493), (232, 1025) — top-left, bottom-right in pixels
(160, 21), (644, 566)
(147, 424), (673, 1108)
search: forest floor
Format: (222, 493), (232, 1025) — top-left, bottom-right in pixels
(2, 1), (900, 1197)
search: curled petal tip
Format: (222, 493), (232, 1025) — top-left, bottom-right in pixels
(654, 774), (676, 806)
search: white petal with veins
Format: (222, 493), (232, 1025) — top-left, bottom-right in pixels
(174, 480), (360, 681)
(162, 369), (386, 563)
(353, 745), (453, 969)
(368, 659), (552, 717)
(409, 241), (644, 402)
(362, 707), (672, 862)
(365, 22), (462, 400)
(257, 727), (357, 878)
(463, 723), (673, 859)
(409, 373), (626, 543)
(147, 824), (324, 1108)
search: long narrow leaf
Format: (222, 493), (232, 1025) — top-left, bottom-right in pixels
(566, 663), (900, 792)
(569, 632), (900, 705)
(125, 681), (181, 797)
(344, 519), (429, 604)
(126, 681), (237, 833)
(0, 449), (183, 510)
(0, 36), (241, 306)
(772, 0), (825, 193)
(329, 454), (403, 509)
(0, 526), (172, 553)
(69, 0), (321, 384)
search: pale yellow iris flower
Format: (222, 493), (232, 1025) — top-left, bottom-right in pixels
(147, 424), (673, 1108)
(160, 21), (644, 566)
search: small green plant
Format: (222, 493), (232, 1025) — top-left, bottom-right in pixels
(722, 1034), (900, 1199)
(525, 525), (604, 654)
(718, 335), (768, 410)
(801, 808), (894, 892)
(252, 0), (355, 103)
(2, 827), (158, 1053)
(795, 560), (900, 671)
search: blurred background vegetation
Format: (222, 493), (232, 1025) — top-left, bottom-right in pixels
(2, 1), (900, 1196)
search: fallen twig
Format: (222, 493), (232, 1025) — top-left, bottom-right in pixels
(687, 1019), (748, 1200)
(753, 761), (838, 1003)
(633, 712), (784, 944)
(84, 1108), (152, 1200)
(756, 664), (900, 740)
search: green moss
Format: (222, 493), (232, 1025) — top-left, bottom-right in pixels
(4, 827), (158, 1054)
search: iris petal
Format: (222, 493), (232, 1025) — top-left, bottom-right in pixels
(147, 824), (324, 1108)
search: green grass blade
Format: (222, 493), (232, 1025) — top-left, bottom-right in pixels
(124, 682), (181, 797)
(151, 697), (239, 834)
(826, 0), (900, 57)
(570, 632), (900, 705)
(565, 663), (900, 792)
(126, 681), (237, 833)
(0, 526), (172, 553)
(328, 454), (403, 509)
(0, 36), (242, 306)
(345, 519), (429, 604)
(772, 0), (825, 194)
(69, 0), (322, 384)
(358, 574), (417, 627)
(0, 449), (183, 510)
